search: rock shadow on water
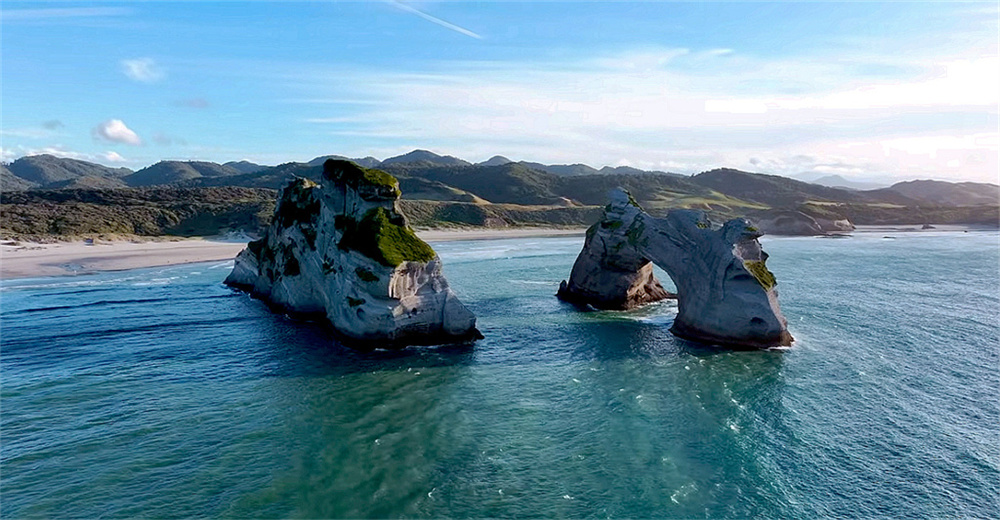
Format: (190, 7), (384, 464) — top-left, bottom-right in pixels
(245, 308), (477, 379)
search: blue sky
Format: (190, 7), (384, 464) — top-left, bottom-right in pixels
(2, 1), (997, 182)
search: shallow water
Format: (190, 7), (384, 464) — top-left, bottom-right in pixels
(2, 231), (998, 518)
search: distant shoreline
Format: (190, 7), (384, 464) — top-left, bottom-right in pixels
(0, 227), (587, 280)
(4, 224), (996, 280)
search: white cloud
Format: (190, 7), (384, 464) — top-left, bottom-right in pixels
(706, 56), (1000, 112)
(103, 151), (127, 162)
(92, 119), (142, 145)
(285, 47), (998, 182)
(121, 58), (165, 83)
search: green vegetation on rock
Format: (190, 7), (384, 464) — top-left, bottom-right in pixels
(625, 217), (646, 246)
(346, 296), (366, 307)
(339, 207), (437, 267)
(743, 260), (776, 290)
(323, 160), (400, 198)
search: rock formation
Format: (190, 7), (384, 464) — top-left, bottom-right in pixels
(558, 189), (792, 349)
(225, 159), (481, 347)
(751, 209), (854, 236)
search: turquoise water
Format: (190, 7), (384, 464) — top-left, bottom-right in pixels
(2, 231), (998, 518)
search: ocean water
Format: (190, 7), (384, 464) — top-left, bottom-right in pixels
(1, 230), (998, 518)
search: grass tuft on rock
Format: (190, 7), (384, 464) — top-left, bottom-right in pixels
(323, 160), (400, 197)
(743, 260), (776, 290)
(340, 207), (437, 267)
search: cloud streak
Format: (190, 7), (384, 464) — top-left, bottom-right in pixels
(121, 58), (165, 83)
(0, 7), (131, 21)
(388, 1), (483, 40)
(290, 47), (998, 182)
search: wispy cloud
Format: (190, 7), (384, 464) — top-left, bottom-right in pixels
(92, 119), (142, 145)
(286, 46), (998, 182)
(1, 121), (67, 139)
(153, 132), (187, 146)
(0, 7), (132, 21)
(388, 1), (483, 40)
(176, 98), (210, 109)
(121, 58), (165, 83)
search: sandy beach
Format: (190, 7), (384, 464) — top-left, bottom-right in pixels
(0, 228), (586, 280)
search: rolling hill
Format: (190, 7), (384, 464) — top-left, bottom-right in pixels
(125, 161), (244, 187)
(2, 151), (996, 238)
(877, 180), (1000, 206)
(6, 154), (131, 188)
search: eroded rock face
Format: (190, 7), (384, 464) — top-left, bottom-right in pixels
(558, 189), (792, 349)
(752, 209), (855, 236)
(225, 160), (480, 347)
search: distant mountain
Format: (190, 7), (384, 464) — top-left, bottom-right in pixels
(478, 155), (513, 166)
(6, 154), (131, 187)
(223, 160), (269, 174)
(191, 162), (322, 190)
(4, 153), (999, 237)
(381, 150), (471, 167)
(1, 164), (38, 191)
(125, 161), (242, 187)
(385, 162), (564, 206)
(802, 174), (887, 191)
(689, 168), (889, 207)
(519, 162), (599, 176)
(515, 162), (680, 178)
(881, 180), (1000, 206)
(306, 155), (381, 168)
(598, 165), (681, 177)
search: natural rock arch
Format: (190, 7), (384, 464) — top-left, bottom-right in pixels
(558, 189), (793, 349)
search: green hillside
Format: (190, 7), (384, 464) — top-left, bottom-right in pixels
(2, 153), (996, 239)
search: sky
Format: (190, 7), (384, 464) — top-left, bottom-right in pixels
(1, 1), (997, 183)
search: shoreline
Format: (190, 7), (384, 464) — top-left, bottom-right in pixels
(0, 228), (587, 280)
(4, 224), (993, 280)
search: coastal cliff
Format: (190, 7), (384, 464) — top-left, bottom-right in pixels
(225, 160), (481, 347)
(559, 189), (792, 349)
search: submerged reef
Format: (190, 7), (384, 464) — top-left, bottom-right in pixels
(559, 188), (793, 349)
(225, 160), (481, 347)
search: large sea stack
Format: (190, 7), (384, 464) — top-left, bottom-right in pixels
(558, 188), (792, 349)
(225, 159), (481, 347)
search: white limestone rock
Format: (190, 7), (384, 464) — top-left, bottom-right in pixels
(559, 188), (793, 349)
(225, 160), (481, 347)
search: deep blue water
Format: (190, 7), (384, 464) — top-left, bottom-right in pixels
(2, 230), (998, 518)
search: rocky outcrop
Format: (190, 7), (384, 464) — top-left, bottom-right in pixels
(751, 209), (854, 236)
(225, 160), (481, 347)
(558, 189), (792, 349)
